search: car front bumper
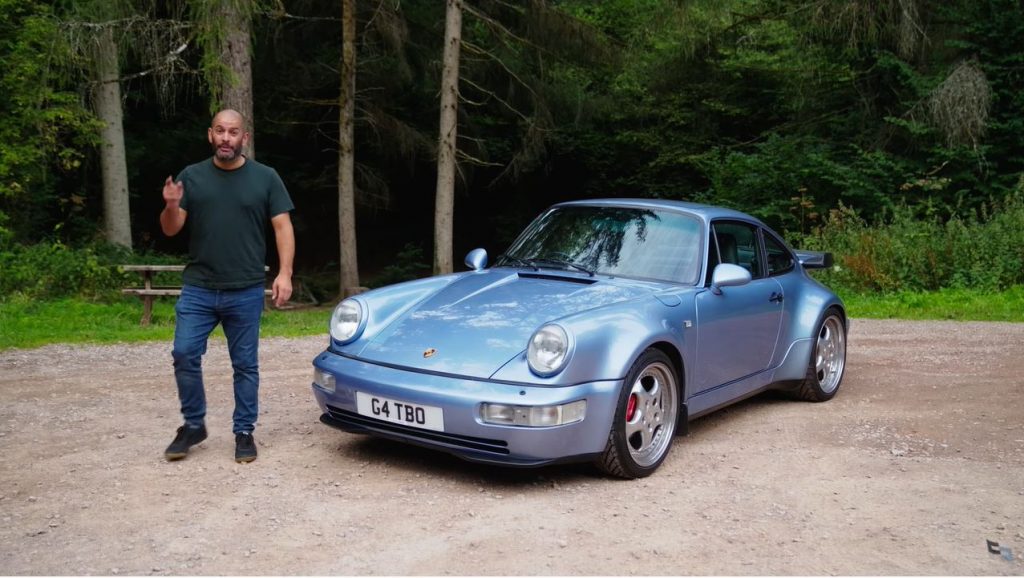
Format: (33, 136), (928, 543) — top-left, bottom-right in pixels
(311, 350), (622, 467)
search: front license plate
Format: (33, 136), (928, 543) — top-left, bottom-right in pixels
(355, 392), (445, 432)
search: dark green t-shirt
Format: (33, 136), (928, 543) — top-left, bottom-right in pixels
(176, 157), (294, 289)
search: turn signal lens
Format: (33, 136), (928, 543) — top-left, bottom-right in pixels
(313, 368), (336, 392)
(481, 400), (586, 427)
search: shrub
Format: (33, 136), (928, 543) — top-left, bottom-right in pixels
(366, 243), (430, 288)
(0, 240), (184, 302)
(800, 191), (1024, 293)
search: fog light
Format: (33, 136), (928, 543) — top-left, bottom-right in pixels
(313, 368), (336, 392)
(482, 404), (516, 423)
(480, 400), (586, 427)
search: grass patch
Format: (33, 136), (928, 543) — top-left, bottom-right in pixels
(0, 295), (333, 350)
(839, 286), (1024, 322)
(1, 287), (1021, 351)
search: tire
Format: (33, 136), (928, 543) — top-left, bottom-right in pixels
(795, 308), (847, 402)
(597, 349), (680, 479)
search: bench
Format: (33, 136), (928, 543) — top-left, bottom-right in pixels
(120, 265), (272, 326)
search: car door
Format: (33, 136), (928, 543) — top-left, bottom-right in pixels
(694, 221), (784, 393)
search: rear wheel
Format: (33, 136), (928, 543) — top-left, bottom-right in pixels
(597, 349), (679, 479)
(795, 309), (847, 402)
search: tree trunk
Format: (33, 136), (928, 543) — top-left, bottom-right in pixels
(94, 26), (132, 249)
(338, 0), (361, 295)
(433, 0), (462, 275)
(217, 0), (254, 159)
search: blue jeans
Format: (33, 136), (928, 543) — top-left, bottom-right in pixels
(172, 283), (265, 434)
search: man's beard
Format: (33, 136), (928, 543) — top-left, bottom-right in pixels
(212, 141), (243, 161)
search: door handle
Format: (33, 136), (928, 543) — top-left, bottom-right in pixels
(769, 292), (784, 303)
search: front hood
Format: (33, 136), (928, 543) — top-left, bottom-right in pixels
(355, 269), (664, 378)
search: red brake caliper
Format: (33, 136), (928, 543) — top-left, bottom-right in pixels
(626, 393), (637, 422)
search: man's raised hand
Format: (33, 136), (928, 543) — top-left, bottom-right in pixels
(163, 176), (184, 206)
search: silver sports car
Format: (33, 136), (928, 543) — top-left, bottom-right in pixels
(311, 199), (847, 478)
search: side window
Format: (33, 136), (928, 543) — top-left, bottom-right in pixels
(763, 232), (795, 276)
(711, 221), (763, 280)
(705, 232), (721, 286)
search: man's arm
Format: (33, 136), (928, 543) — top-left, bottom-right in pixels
(270, 212), (295, 308)
(160, 176), (187, 236)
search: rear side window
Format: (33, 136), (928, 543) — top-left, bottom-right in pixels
(763, 232), (795, 276)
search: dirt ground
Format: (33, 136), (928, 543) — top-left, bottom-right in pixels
(0, 318), (1022, 575)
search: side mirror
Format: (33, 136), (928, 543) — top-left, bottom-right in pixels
(710, 263), (751, 295)
(464, 248), (488, 271)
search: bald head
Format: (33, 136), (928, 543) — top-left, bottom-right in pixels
(212, 109), (246, 131)
(208, 109), (249, 168)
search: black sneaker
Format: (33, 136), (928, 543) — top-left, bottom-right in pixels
(165, 424), (207, 460)
(235, 433), (257, 463)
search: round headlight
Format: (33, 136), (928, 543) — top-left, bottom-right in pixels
(330, 299), (363, 343)
(527, 324), (570, 376)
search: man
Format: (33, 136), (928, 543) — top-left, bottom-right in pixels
(160, 109), (295, 463)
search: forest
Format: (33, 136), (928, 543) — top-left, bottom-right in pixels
(1, 0), (1022, 302)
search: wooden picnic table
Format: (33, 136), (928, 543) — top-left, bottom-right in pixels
(120, 264), (271, 326)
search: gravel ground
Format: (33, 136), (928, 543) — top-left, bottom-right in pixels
(0, 318), (1022, 575)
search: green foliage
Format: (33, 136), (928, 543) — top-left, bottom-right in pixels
(944, 1), (1024, 184)
(701, 135), (911, 233)
(800, 191), (1024, 293)
(0, 0), (101, 242)
(0, 239), (187, 301)
(366, 243), (430, 288)
(0, 241), (126, 300)
(551, 0), (1023, 236)
(1, 0), (1022, 309)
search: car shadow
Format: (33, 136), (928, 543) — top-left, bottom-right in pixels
(324, 389), (798, 486)
(339, 435), (597, 487)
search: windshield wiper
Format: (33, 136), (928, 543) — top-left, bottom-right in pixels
(533, 257), (595, 277)
(498, 253), (539, 271)
(564, 261), (595, 276)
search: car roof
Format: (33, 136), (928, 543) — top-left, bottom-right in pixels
(553, 198), (765, 226)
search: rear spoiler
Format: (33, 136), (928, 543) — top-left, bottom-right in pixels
(795, 250), (834, 270)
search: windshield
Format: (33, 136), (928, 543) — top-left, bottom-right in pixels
(497, 205), (703, 284)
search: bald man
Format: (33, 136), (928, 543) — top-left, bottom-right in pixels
(160, 109), (295, 464)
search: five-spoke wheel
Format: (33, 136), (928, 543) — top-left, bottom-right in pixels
(598, 349), (679, 478)
(797, 309), (847, 401)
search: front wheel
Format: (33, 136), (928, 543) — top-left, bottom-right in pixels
(596, 349), (680, 479)
(795, 309), (847, 402)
